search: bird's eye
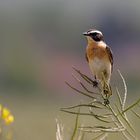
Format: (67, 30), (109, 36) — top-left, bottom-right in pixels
(90, 33), (102, 42)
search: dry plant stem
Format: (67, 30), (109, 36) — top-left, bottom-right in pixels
(115, 71), (137, 139)
(61, 109), (111, 123)
(117, 70), (128, 122)
(116, 87), (123, 108)
(72, 66), (95, 85)
(80, 127), (125, 133)
(132, 110), (140, 119)
(91, 133), (107, 140)
(107, 105), (125, 129)
(65, 82), (95, 99)
(117, 70), (127, 111)
(72, 67), (105, 100)
(71, 108), (80, 140)
(99, 133), (108, 140)
(56, 119), (64, 140)
(77, 125), (85, 140)
(62, 67), (139, 140)
(122, 98), (140, 114)
(108, 105), (130, 140)
(61, 104), (103, 110)
(108, 104), (136, 139)
(72, 73), (98, 95)
(115, 105), (135, 133)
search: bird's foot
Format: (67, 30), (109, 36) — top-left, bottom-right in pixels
(104, 98), (110, 105)
(103, 84), (112, 105)
(92, 80), (98, 87)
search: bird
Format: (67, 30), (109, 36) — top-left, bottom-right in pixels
(83, 29), (113, 96)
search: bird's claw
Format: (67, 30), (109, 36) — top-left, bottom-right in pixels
(92, 80), (98, 87)
(104, 98), (110, 105)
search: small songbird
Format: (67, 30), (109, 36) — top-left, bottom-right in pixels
(83, 29), (113, 95)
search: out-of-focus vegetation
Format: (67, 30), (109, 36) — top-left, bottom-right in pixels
(0, 0), (140, 139)
(0, 105), (14, 140)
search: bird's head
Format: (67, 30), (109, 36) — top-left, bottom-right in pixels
(83, 29), (104, 44)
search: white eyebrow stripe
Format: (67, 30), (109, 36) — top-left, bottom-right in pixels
(89, 30), (103, 35)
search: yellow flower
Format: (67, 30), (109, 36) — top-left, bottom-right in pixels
(1, 107), (14, 124)
(4, 115), (14, 125)
(2, 108), (10, 119)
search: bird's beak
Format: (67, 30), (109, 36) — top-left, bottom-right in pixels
(83, 32), (89, 36)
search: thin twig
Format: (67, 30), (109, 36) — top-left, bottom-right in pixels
(71, 108), (80, 140)
(61, 104), (103, 110)
(118, 70), (127, 111)
(122, 98), (140, 114)
(65, 81), (95, 99)
(56, 119), (64, 140)
(116, 87), (123, 110)
(107, 104), (135, 140)
(61, 109), (111, 123)
(80, 127), (125, 133)
(72, 73), (98, 95)
(72, 66), (95, 85)
(77, 125), (85, 140)
(115, 104), (136, 134)
(100, 133), (108, 140)
(91, 133), (107, 140)
(132, 110), (140, 119)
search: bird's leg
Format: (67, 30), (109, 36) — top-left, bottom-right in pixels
(101, 72), (112, 105)
(103, 83), (112, 97)
(101, 72), (112, 96)
(103, 84), (112, 105)
(103, 83), (110, 105)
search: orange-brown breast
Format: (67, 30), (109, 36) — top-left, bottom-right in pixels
(86, 43), (109, 62)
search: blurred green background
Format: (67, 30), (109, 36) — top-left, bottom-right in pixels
(0, 0), (140, 139)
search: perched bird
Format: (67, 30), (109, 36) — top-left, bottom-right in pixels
(83, 29), (113, 95)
